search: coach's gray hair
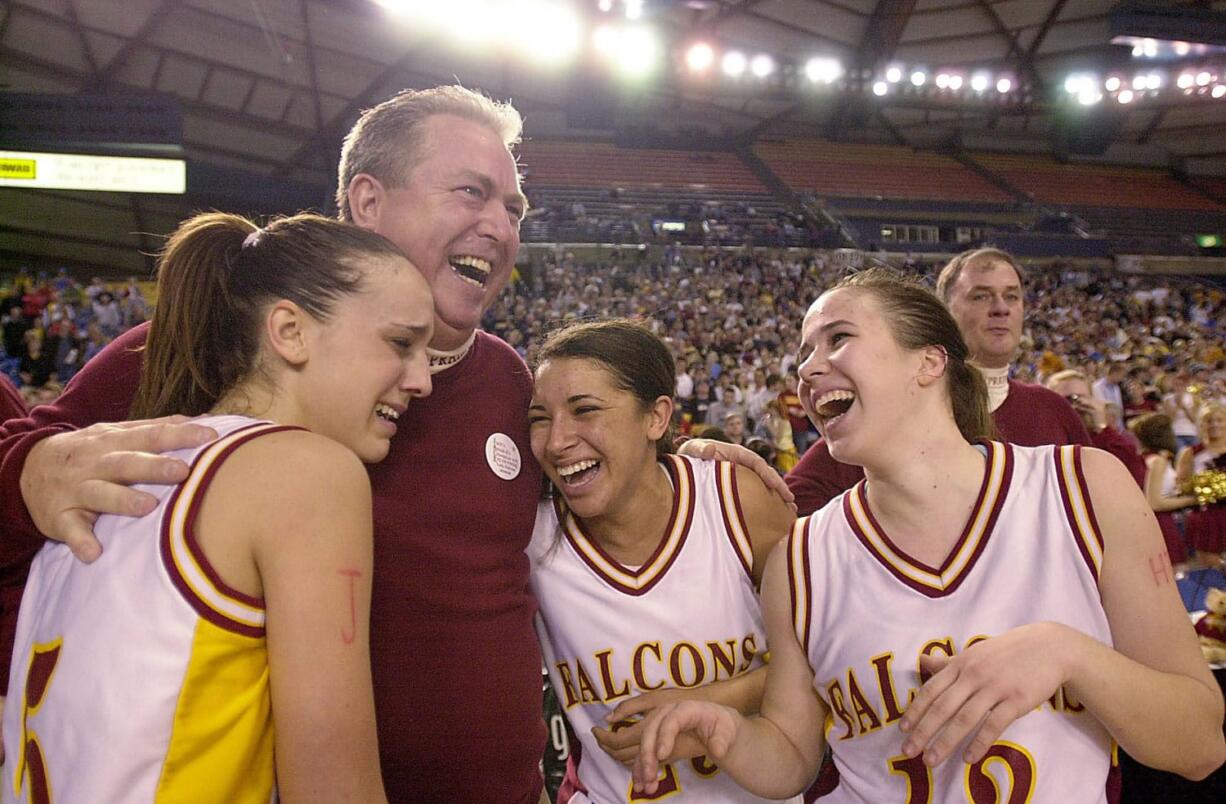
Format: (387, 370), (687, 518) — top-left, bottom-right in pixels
(335, 85), (523, 221)
(935, 247), (1026, 303)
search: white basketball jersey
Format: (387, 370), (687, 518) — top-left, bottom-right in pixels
(3, 415), (287, 804)
(789, 442), (1116, 804)
(531, 455), (794, 804)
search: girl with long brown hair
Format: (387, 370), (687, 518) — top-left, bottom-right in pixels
(4, 212), (433, 802)
(633, 269), (1223, 802)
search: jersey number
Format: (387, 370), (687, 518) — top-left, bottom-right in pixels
(15, 640), (63, 804)
(889, 741), (1036, 804)
(627, 757), (719, 802)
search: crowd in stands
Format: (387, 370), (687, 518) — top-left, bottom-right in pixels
(4, 247), (1223, 493)
(484, 246), (1224, 564)
(1, 269), (150, 407)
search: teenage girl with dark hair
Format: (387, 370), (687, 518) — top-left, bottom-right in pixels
(528, 318), (797, 803)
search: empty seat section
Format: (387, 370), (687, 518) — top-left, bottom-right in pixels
(753, 140), (1013, 203)
(971, 153), (1222, 210)
(516, 141), (766, 193)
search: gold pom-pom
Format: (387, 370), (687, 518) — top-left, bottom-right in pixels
(1185, 469), (1226, 507)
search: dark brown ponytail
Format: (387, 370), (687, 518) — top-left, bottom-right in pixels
(131, 211), (404, 419)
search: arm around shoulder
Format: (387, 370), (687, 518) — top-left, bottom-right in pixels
(247, 432), (387, 803)
(732, 464), (796, 586)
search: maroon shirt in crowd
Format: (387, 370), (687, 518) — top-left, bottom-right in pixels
(0, 322), (547, 804)
(787, 380), (1094, 515)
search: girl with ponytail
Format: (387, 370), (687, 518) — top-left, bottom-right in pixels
(5, 211), (434, 802)
(633, 268), (1223, 801)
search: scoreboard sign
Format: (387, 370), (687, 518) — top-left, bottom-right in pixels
(0, 149), (186, 194)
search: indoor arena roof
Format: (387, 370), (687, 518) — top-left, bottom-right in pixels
(2, 1), (1226, 274)
(3, 0), (1226, 183)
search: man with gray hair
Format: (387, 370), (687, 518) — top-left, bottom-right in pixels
(0, 85), (544, 803)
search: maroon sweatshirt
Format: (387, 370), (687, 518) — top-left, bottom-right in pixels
(0, 322), (547, 803)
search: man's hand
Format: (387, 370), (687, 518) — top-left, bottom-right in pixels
(20, 418), (217, 562)
(677, 439), (796, 512)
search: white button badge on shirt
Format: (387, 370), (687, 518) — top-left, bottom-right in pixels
(485, 433), (522, 481)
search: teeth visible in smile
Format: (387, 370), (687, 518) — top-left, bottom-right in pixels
(815, 390), (856, 419)
(450, 256), (492, 288)
(375, 403), (400, 421)
(557, 459), (598, 477)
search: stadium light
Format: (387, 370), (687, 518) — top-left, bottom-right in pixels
(1064, 74), (1094, 94)
(1214, 84), (1226, 99)
(910, 70), (927, 86)
(516, 2), (581, 62)
(971, 73), (990, 92)
(886, 66), (902, 83)
(375, 0), (461, 28)
(1078, 88), (1103, 105)
(750, 54), (775, 78)
(1104, 76), (1121, 92)
(805, 57), (843, 84)
(1178, 72), (1195, 89)
(625, 0), (643, 20)
(615, 26), (658, 77)
(1117, 89), (1134, 104)
(996, 77), (1012, 93)
(1145, 73), (1163, 90)
(935, 73), (950, 89)
(872, 80), (888, 96)
(593, 24), (619, 55)
(685, 42), (714, 73)
(1196, 71), (1212, 86)
(948, 74), (963, 90)
(451, 1), (499, 45)
(722, 50), (747, 77)
(598, 0), (613, 11)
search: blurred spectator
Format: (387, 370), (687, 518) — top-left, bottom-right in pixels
(723, 411), (748, 447)
(1047, 368), (1147, 488)
(706, 387), (744, 430)
(1093, 363), (1126, 410)
(755, 396), (797, 474)
(1177, 403), (1226, 563)
(1129, 412), (1195, 566)
(92, 291), (122, 338)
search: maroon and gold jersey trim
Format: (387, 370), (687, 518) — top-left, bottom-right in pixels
(843, 440), (1014, 598)
(557, 454), (696, 596)
(715, 461), (754, 579)
(787, 517), (814, 655)
(160, 422), (300, 638)
(1054, 445), (1105, 581)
